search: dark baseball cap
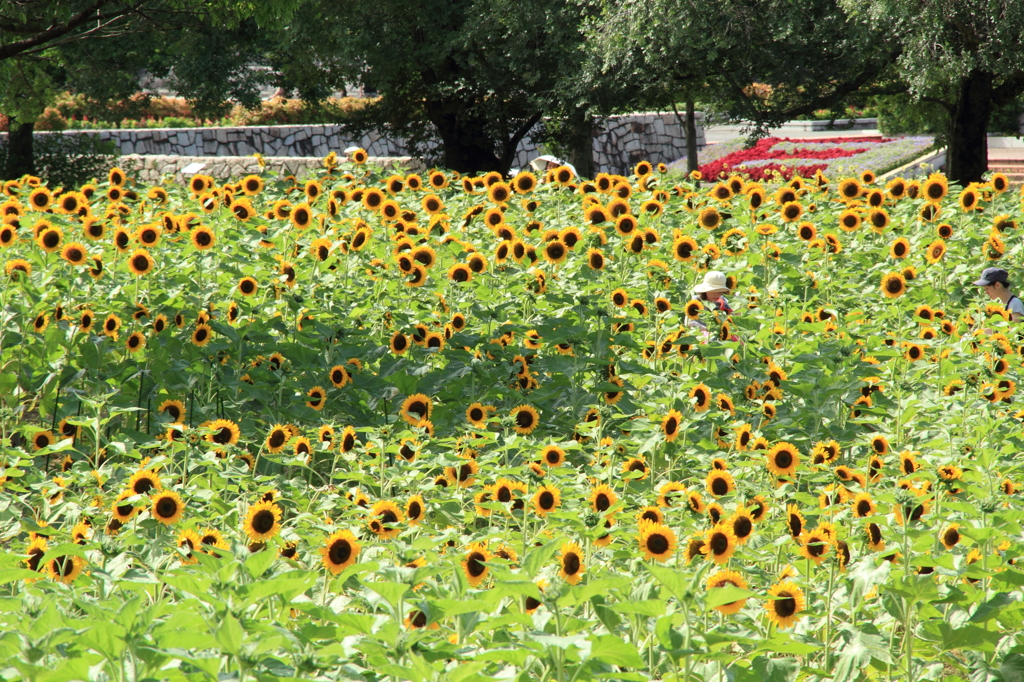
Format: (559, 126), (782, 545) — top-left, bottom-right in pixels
(974, 267), (1009, 286)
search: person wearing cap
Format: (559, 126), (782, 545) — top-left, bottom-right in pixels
(975, 267), (1023, 321)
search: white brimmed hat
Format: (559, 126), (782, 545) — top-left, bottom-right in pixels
(694, 271), (730, 294)
(528, 155), (563, 171)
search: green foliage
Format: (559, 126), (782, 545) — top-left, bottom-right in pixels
(0, 132), (119, 186)
(1, 155), (1024, 680)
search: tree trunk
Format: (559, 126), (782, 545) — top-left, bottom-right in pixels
(685, 101), (699, 175)
(4, 119), (35, 180)
(946, 70), (992, 186)
(565, 117), (595, 180)
(426, 102), (502, 174)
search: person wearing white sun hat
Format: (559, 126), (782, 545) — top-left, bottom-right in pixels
(686, 270), (735, 337)
(693, 270), (733, 315)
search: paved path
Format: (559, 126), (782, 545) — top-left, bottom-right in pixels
(703, 124), (881, 145)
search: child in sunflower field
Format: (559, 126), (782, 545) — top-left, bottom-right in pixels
(974, 267), (1023, 322)
(687, 271), (741, 342)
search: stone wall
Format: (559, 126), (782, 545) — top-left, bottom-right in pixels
(1, 112), (703, 176)
(120, 154), (425, 184)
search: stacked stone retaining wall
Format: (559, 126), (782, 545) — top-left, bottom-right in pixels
(119, 154), (424, 184)
(1, 112), (703, 177)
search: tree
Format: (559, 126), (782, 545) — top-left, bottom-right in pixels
(843, 0), (1024, 184)
(589, 0), (900, 151)
(0, 0), (299, 179)
(271, 0), (608, 175)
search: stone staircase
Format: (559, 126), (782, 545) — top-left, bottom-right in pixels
(989, 158), (1024, 187)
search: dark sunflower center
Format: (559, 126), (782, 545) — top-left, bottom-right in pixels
(269, 430), (286, 448)
(857, 501), (871, 516)
(733, 517), (752, 538)
(133, 478), (154, 494)
(710, 533), (728, 553)
(869, 525), (881, 544)
(711, 478), (728, 496)
(789, 516), (803, 536)
(944, 529), (959, 545)
(458, 464), (473, 481)
(329, 539), (352, 564)
(467, 552), (486, 577)
(43, 232), (59, 248)
(562, 552), (581, 574)
(595, 494), (610, 512)
(773, 451), (793, 469)
(252, 510), (275, 533)
(646, 534), (669, 554)
(774, 595), (797, 617)
(156, 497), (178, 518)
(516, 411), (534, 428)
(539, 491), (554, 509)
(408, 501), (422, 519)
(53, 556), (74, 576)
(807, 539), (825, 556)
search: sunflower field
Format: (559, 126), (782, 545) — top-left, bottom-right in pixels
(1, 155), (1024, 682)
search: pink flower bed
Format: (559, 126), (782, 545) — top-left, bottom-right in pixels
(696, 135), (933, 182)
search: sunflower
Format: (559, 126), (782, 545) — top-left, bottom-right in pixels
(661, 409), (682, 442)
(958, 187), (980, 211)
(190, 323), (213, 347)
(866, 522), (885, 551)
(925, 239), (946, 264)
(920, 173), (947, 203)
(702, 524), (737, 564)
(638, 520), (676, 562)
(204, 419), (240, 446)
(880, 272), (906, 299)
(303, 386), (327, 411)
(690, 383), (711, 412)
(28, 187), (52, 211)
(728, 507), (755, 545)
(540, 445), (566, 468)
(698, 207), (721, 230)
(368, 500), (403, 539)
(940, 524), (960, 550)
(390, 332), (410, 355)
(151, 490), (185, 525)
(190, 226), (216, 250)
(705, 469), (735, 497)
(765, 581), (805, 628)
(543, 240), (568, 265)
(780, 202), (803, 223)
(124, 331), (145, 352)
(799, 530), (831, 565)
(590, 484), (617, 513)
(46, 554), (86, 584)
(511, 404), (540, 434)
(765, 442), (799, 477)
(532, 484), (562, 517)
(704, 569), (749, 615)
(401, 393), (432, 425)
(852, 492), (876, 518)
(243, 501), (282, 542)
(446, 459), (478, 488)
(868, 208), (890, 232)
(339, 426), (358, 453)
(558, 542), (585, 584)
(513, 172), (537, 193)
(264, 424), (289, 453)
(457, 543), (492, 587)
(870, 435), (889, 455)
(36, 225), (63, 252)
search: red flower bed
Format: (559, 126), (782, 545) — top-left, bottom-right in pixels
(700, 136), (891, 181)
